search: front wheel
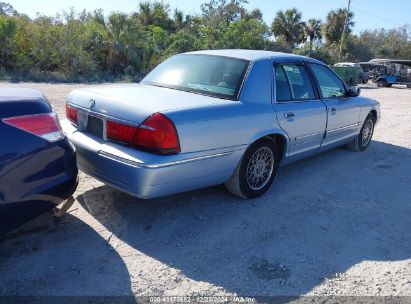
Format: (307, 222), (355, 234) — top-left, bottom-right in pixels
(225, 138), (279, 199)
(346, 115), (375, 152)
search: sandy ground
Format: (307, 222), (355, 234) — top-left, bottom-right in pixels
(0, 82), (410, 299)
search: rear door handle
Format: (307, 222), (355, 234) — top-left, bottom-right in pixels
(284, 112), (295, 118)
(329, 107), (337, 112)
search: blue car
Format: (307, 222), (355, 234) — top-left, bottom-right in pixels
(62, 50), (380, 199)
(0, 88), (78, 234)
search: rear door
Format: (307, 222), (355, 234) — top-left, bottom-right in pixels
(308, 63), (361, 148)
(272, 61), (327, 159)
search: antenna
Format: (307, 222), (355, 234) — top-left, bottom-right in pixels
(338, 0), (352, 62)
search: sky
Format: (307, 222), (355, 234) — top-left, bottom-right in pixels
(7, 0), (411, 33)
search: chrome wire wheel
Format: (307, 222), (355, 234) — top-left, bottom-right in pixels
(246, 147), (274, 191)
(361, 119), (374, 146)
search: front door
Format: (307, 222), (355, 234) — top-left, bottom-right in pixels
(273, 62), (327, 160)
(308, 63), (361, 149)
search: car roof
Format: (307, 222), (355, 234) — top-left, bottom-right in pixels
(184, 49), (323, 63)
(0, 88), (44, 102)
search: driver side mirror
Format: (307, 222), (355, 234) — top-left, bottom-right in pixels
(347, 86), (361, 97)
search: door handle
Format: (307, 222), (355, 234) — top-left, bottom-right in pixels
(284, 112), (295, 118)
(329, 107), (337, 112)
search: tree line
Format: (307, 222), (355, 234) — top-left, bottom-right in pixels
(0, 0), (410, 82)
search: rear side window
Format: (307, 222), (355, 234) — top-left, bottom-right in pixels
(309, 64), (346, 99)
(275, 66), (292, 101)
(275, 64), (315, 102)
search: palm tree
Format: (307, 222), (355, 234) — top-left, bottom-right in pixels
(271, 8), (306, 49)
(305, 18), (322, 51)
(242, 8), (263, 21)
(323, 8), (354, 44)
(173, 9), (185, 30)
(137, 2), (153, 26)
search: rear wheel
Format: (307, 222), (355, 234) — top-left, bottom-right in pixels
(377, 80), (387, 87)
(346, 114), (375, 152)
(225, 138), (279, 199)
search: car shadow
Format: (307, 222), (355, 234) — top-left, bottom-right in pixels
(77, 140), (411, 296)
(359, 86), (379, 90)
(0, 212), (134, 300)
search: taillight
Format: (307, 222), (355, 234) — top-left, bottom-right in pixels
(135, 113), (181, 154)
(106, 113), (180, 155)
(3, 113), (64, 142)
(66, 103), (78, 125)
(107, 121), (138, 143)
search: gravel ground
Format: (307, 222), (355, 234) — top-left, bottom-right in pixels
(0, 82), (410, 299)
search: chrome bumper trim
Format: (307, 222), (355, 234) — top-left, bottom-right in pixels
(98, 151), (143, 168)
(97, 151), (233, 169)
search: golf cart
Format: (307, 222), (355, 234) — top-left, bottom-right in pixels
(369, 59), (411, 88)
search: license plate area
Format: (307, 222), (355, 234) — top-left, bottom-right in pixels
(86, 115), (104, 138)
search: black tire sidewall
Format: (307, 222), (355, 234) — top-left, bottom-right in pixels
(238, 139), (279, 198)
(358, 116), (375, 151)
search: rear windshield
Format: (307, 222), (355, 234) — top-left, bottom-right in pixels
(141, 54), (249, 100)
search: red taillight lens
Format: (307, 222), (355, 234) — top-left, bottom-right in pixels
(107, 120), (138, 143)
(135, 113), (180, 154)
(106, 113), (180, 155)
(3, 113), (64, 142)
(66, 103), (78, 125)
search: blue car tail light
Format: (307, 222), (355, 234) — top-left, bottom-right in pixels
(3, 112), (65, 142)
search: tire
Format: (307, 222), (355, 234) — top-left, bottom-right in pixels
(377, 80), (387, 88)
(225, 138), (279, 199)
(345, 114), (375, 152)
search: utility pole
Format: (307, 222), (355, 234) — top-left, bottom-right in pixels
(338, 0), (352, 62)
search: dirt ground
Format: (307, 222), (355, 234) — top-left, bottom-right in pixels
(0, 82), (410, 299)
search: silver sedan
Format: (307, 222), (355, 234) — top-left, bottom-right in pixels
(62, 50), (380, 199)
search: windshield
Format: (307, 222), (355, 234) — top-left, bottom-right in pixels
(141, 54), (250, 100)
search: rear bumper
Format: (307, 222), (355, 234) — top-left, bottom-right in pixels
(62, 119), (244, 199)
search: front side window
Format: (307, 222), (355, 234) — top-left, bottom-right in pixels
(309, 64), (346, 99)
(142, 54), (249, 100)
(275, 64), (315, 102)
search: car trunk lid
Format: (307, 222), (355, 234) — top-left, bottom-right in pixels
(67, 83), (225, 125)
